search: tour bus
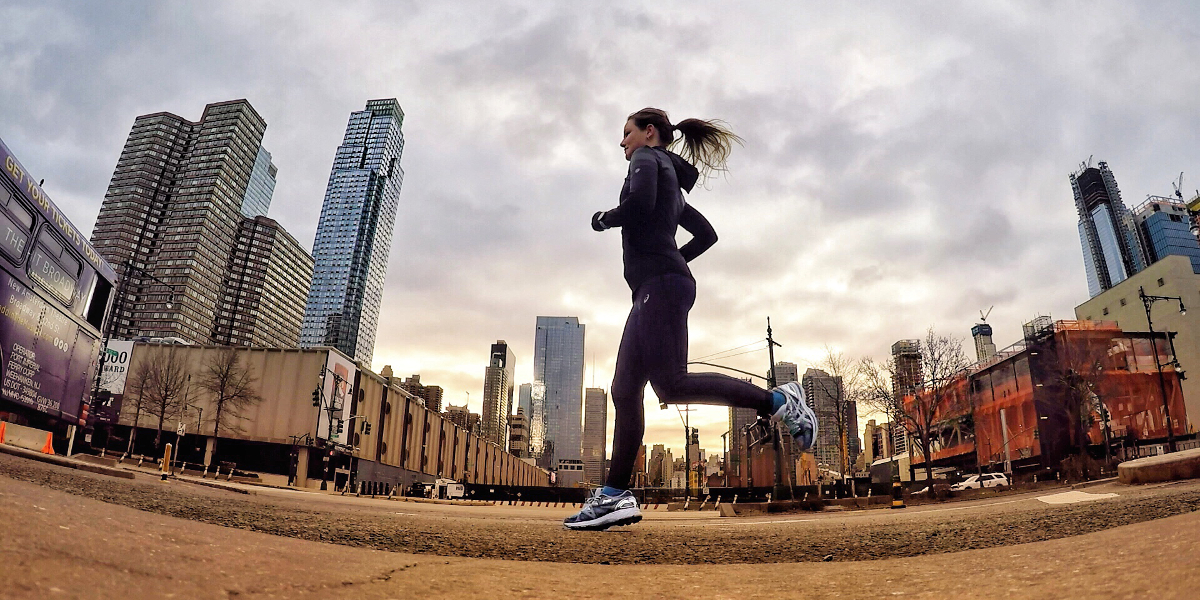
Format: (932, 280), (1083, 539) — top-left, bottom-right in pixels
(0, 135), (117, 438)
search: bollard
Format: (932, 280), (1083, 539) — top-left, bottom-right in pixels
(891, 480), (906, 509)
(766, 493), (772, 504)
(732, 494), (738, 505)
(160, 444), (173, 481)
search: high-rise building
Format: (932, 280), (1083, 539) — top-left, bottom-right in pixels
(773, 361), (799, 385)
(517, 383), (532, 419)
(508, 408), (529, 458)
(728, 405), (758, 483)
(531, 316), (585, 469)
(444, 404), (480, 435)
(213, 216), (313, 347)
(1134, 196), (1200, 273)
(398, 374), (443, 412)
(481, 341), (516, 447)
(239, 147), (277, 218)
(971, 323), (997, 362)
(582, 387), (608, 485)
(92, 99), (311, 346)
(891, 339), (922, 398)
(1072, 161), (1147, 297)
(802, 368), (859, 475)
(301, 99), (405, 365)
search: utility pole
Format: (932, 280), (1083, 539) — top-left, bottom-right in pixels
(765, 318), (786, 496)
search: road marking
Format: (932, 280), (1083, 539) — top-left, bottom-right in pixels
(1036, 491), (1119, 505)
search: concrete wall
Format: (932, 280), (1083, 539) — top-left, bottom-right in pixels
(117, 343), (549, 487)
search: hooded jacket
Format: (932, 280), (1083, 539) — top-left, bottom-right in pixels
(598, 145), (717, 294)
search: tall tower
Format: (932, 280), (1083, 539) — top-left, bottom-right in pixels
(582, 387), (608, 484)
(481, 340), (516, 447)
(301, 99), (405, 364)
(891, 339), (923, 398)
(531, 316), (586, 469)
(1071, 161), (1147, 297)
(802, 368), (848, 473)
(92, 100), (311, 345)
(971, 323), (997, 362)
(773, 361), (799, 385)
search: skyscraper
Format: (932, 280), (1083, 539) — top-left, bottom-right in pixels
(582, 387), (608, 485)
(773, 361), (799, 385)
(481, 341), (516, 447)
(1072, 161), (1147, 297)
(92, 99), (309, 346)
(398, 374), (443, 412)
(802, 368), (859, 475)
(728, 405), (758, 483)
(214, 216), (313, 347)
(517, 383), (532, 419)
(1134, 196), (1200, 273)
(891, 339), (922, 398)
(239, 147), (277, 218)
(531, 316), (586, 469)
(301, 99), (405, 364)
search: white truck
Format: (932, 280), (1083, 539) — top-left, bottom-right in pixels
(435, 478), (465, 499)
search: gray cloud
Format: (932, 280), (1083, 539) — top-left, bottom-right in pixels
(3, 0), (1198, 456)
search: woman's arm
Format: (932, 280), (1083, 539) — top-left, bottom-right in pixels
(678, 204), (717, 262)
(594, 147), (659, 229)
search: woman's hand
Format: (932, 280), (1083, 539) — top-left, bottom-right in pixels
(591, 211), (611, 232)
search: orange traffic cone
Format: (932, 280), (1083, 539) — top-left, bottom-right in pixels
(0, 421), (6, 444)
(41, 432), (55, 455)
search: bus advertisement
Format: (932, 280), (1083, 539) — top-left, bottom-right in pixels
(0, 136), (117, 428)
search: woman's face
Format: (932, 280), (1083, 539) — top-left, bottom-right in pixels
(621, 118), (654, 161)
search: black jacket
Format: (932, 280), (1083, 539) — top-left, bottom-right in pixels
(598, 146), (717, 293)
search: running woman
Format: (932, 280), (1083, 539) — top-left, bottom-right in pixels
(563, 108), (817, 531)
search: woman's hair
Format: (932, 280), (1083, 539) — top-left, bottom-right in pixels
(628, 107), (743, 178)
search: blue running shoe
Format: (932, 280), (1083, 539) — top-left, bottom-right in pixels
(563, 488), (643, 531)
(770, 381), (817, 451)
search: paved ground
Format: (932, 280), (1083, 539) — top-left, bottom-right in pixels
(3, 452), (1199, 565)
(3, 465), (1199, 599)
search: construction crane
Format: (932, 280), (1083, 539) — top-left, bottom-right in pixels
(1172, 172), (1185, 200)
(979, 306), (994, 323)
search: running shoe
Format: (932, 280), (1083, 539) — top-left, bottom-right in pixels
(563, 488), (643, 531)
(770, 381), (817, 451)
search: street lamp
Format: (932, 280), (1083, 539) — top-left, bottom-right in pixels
(1138, 286), (1187, 453)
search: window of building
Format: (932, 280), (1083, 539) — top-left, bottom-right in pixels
(1102, 307), (1109, 316)
(1120, 298), (1126, 306)
(1158, 278), (1165, 287)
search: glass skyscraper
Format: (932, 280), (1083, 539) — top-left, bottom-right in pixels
(531, 316), (586, 469)
(239, 147), (277, 218)
(301, 99), (405, 365)
(1071, 162), (1146, 297)
(1135, 197), (1200, 274)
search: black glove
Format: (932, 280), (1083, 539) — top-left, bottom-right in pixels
(591, 211), (610, 232)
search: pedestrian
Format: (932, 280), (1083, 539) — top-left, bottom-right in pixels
(563, 108), (818, 531)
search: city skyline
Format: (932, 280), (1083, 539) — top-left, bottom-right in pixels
(6, 1), (1200, 455)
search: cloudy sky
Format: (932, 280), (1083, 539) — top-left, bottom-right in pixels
(3, 1), (1199, 458)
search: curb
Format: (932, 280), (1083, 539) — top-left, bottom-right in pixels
(1072, 477), (1119, 490)
(0, 444), (134, 479)
(173, 476), (254, 495)
(1118, 448), (1200, 485)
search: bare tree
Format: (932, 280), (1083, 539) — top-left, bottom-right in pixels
(808, 346), (863, 482)
(196, 347), (263, 464)
(122, 357), (153, 456)
(144, 346), (190, 448)
(1041, 328), (1111, 479)
(859, 329), (970, 485)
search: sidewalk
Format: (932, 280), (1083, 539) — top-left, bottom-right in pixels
(2, 473), (1196, 599)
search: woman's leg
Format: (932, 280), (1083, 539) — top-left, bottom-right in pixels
(604, 295), (651, 491)
(643, 274), (775, 413)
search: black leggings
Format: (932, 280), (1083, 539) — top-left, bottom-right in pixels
(605, 274), (773, 489)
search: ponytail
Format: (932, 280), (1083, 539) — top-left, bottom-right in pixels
(628, 108), (744, 180)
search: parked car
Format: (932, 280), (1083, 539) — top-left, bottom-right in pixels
(951, 473), (1010, 491)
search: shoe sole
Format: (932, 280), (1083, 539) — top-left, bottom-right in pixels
(563, 507), (643, 531)
(773, 391), (818, 452)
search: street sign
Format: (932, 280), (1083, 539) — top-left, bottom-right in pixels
(176, 421), (186, 436)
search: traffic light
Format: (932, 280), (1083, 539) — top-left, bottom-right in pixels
(363, 422), (372, 435)
(336, 419), (344, 435)
(690, 427), (699, 445)
(312, 388), (321, 406)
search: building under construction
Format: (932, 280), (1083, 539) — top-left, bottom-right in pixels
(906, 320), (1188, 478)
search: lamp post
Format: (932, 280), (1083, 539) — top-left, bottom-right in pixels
(1139, 286), (1187, 453)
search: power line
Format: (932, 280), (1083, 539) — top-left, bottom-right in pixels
(691, 339), (766, 362)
